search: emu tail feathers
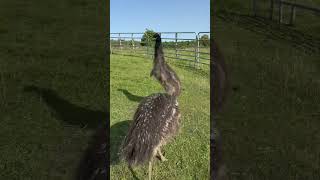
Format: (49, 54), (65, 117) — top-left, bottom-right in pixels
(121, 130), (157, 166)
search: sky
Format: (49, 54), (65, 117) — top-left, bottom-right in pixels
(110, 0), (210, 34)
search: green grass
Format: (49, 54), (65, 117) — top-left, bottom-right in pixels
(111, 46), (210, 69)
(215, 0), (320, 38)
(110, 54), (210, 179)
(0, 0), (106, 179)
(214, 5), (320, 180)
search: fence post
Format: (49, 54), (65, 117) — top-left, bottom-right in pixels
(110, 35), (112, 54)
(196, 34), (200, 68)
(146, 35), (149, 58)
(270, 0), (274, 20)
(194, 35), (197, 67)
(119, 33), (122, 51)
(278, 0), (283, 24)
(290, 5), (296, 25)
(175, 33), (178, 59)
(252, 0), (257, 17)
(131, 33), (135, 50)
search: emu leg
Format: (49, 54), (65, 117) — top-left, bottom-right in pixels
(157, 148), (167, 162)
(148, 159), (153, 180)
(128, 165), (139, 180)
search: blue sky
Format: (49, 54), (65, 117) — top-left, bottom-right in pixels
(110, 0), (210, 33)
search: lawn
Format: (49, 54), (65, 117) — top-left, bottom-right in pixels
(213, 2), (320, 179)
(110, 54), (210, 179)
(0, 0), (107, 179)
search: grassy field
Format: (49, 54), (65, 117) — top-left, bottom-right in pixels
(214, 2), (320, 179)
(0, 0), (106, 179)
(110, 54), (210, 179)
(215, 0), (320, 39)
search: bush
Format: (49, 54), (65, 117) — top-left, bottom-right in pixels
(199, 34), (210, 47)
(140, 29), (157, 46)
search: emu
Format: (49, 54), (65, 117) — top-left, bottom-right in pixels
(150, 34), (181, 97)
(121, 33), (181, 180)
(212, 39), (229, 180)
(76, 125), (107, 180)
(212, 40), (229, 113)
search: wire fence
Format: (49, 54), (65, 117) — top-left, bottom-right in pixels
(252, 0), (320, 25)
(109, 32), (210, 69)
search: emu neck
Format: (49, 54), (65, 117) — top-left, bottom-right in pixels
(154, 41), (165, 65)
(153, 38), (181, 98)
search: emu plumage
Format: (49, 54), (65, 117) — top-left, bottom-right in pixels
(121, 33), (181, 180)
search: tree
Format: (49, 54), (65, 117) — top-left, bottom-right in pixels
(140, 29), (157, 46)
(199, 34), (210, 47)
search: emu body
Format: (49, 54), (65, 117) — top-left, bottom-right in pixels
(121, 33), (181, 180)
(212, 40), (229, 113)
(211, 39), (229, 180)
(122, 93), (180, 166)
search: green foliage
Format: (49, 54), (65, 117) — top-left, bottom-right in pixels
(140, 28), (157, 46)
(199, 34), (210, 47)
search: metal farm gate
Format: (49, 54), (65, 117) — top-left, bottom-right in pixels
(109, 32), (210, 68)
(252, 0), (320, 25)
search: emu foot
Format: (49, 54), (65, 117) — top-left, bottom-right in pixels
(156, 150), (167, 162)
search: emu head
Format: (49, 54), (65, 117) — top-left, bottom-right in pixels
(153, 33), (161, 43)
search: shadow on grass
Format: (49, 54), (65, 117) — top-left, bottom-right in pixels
(118, 89), (144, 102)
(76, 124), (108, 180)
(23, 85), (109, 180)
(110, 120), (141, 180)
(110, 120), (131, 165)
(23, 85), (107, 129)
(217, 11), (320, 54)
